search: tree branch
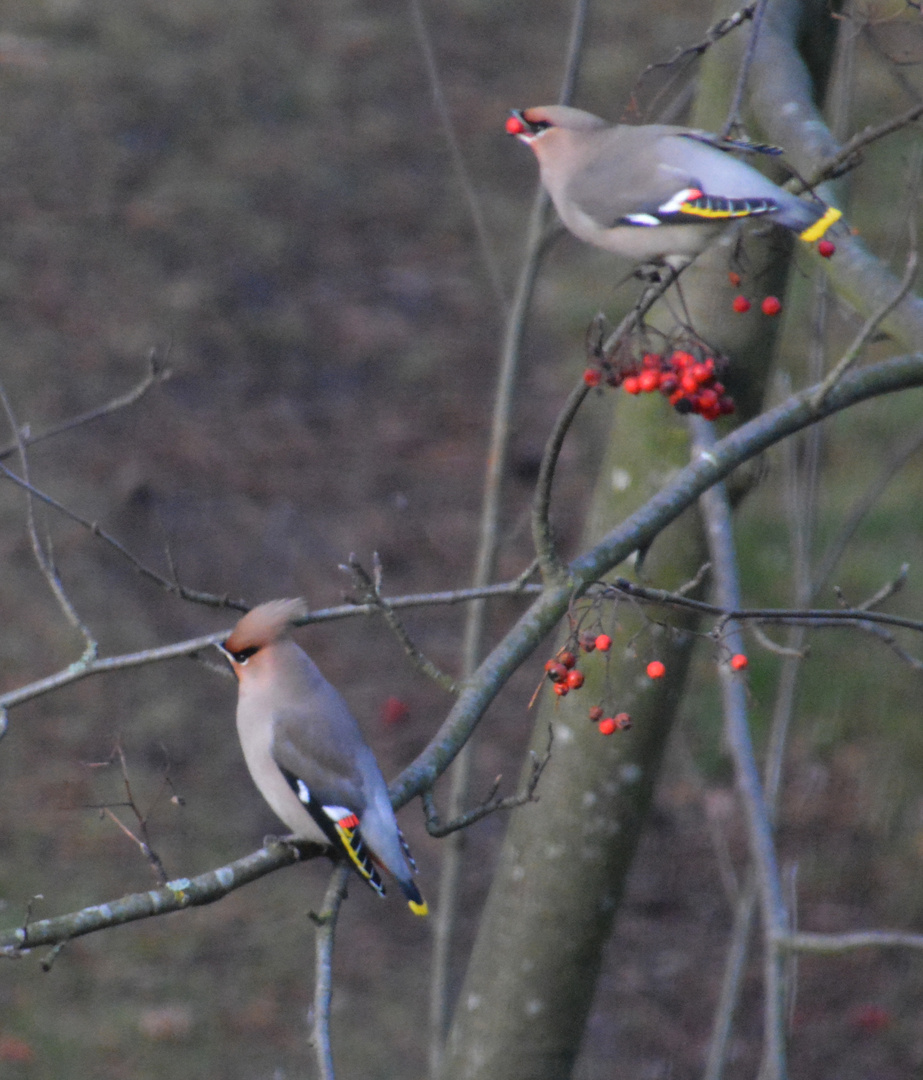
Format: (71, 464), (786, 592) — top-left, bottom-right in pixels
(309, 863), (351, 1080)
(0, 840), (321, 956)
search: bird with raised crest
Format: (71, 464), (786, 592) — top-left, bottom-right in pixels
(220, 599), (427, 916)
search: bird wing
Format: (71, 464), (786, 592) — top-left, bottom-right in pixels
(271, 707), (389, 897)
(562, 128), (783, 231)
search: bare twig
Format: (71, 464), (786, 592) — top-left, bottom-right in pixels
(309, 863), (351, 1080)
(807, 100), (923, 188)
(814, 420), (923, 592)
(531, 378), (590, 581)
(811, 247), (920, 408)
(634, 2), (759, 88)
(693, 419), (789, 1080)
(428, 3), (591, 1072)
(0, 461), (248, 612)
(407, 0), (505, 310)
(606, 577), (923, 638)
(422, 728), (552, 838)
(343, 553), (458, 694)
(89, 740), (176, 885)
(720, 0), (769, 139)
(747, 624), (807, 658)
(0, 350), (169, 461)
(0, 378), (97, 658)
(781, 930), (923, 953)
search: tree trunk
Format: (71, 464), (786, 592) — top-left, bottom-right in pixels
(440, 2), (841, 1076)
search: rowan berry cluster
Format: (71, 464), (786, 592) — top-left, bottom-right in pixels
(584, 349), (736, 422)
(542, 632), (675, 736)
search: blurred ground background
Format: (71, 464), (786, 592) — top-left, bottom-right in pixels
(1, 1), (923, 1077)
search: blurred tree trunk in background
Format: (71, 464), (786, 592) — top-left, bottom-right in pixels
(441, 3), (839, 1076)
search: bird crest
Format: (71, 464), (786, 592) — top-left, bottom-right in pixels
(224, 598), (309, 654)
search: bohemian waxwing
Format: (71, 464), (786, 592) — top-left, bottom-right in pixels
(506, 105), (841, 266)
(220, 599), (427, 916)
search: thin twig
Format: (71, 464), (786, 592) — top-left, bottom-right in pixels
(428, 3), (591, 1072)
(422, 728), (552, 838)
(634, 2), (758, 101)
(309, 863), (351, 1080)
(531, 379), (590, 581)
(605, 578), (923, 637)
(407, 0), (505, 311)
(0, 378), (97, 658)
(720, 0), (769, 139)
(813, 421), (923, 592)
(0, 349), (169, 461)
(693, 418), (789, 1080)
(807, 100), (923, 188)
(0, 461), (248, 611)
(343, 553), (458, 694)
(811, 246), (920, 408)
(781, 930), (923, 953)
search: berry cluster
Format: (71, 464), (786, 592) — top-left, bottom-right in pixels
(588, 350), (736, 422)
(543, 634), (671, 736)
(731, 293), (782, 316)
(543, 633), (612, 698)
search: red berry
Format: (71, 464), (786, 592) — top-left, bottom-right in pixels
(697, 387), (719, 410)
(690, 362), (712, 385)
(849, 1004), (891, 1033)
(730, 653), (748, 671)
(613, 712), (632, 730)
(622, 375), (641, 395)
(380, 696), (410, 726)
(558, 651), (577, 669)
(565, 669), (585, 690)
(583, 368), (602, 387)
(505, 116), (526, 135)
(553, 682), (569, 697)
(658, 374), (678, 394)
(588, 705), (604, 722)
(638, 369), (661, 393)
(594, 633), (612, 652)
(761, 295), (782, 316)
(817, 239), (836, 258)
(544, 660), (567, 682)
(646, 660), (666, 679)
(732, 295), (751, 314)
(641, 352), (662, 369)
(671, 350), (694, 369)
(680, 372), (699, 395)
(728, 271), (741, 287)
(598, 717), (617, 735)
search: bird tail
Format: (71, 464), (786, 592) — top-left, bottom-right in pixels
(398, 878), (428, 917)
(772, 197), (841, 241)
(797, 204), (841, 243)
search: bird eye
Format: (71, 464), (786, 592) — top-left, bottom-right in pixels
(225, 644), (259, 664)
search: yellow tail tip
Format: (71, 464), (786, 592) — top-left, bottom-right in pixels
(799, 205), (842, 243)
(408, 899), (429, 917)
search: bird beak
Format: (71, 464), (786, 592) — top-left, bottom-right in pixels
(505, 109), (533, 141)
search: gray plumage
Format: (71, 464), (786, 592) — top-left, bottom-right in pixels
(509, 105), (840, 264)
(221, 599), (426, 915)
